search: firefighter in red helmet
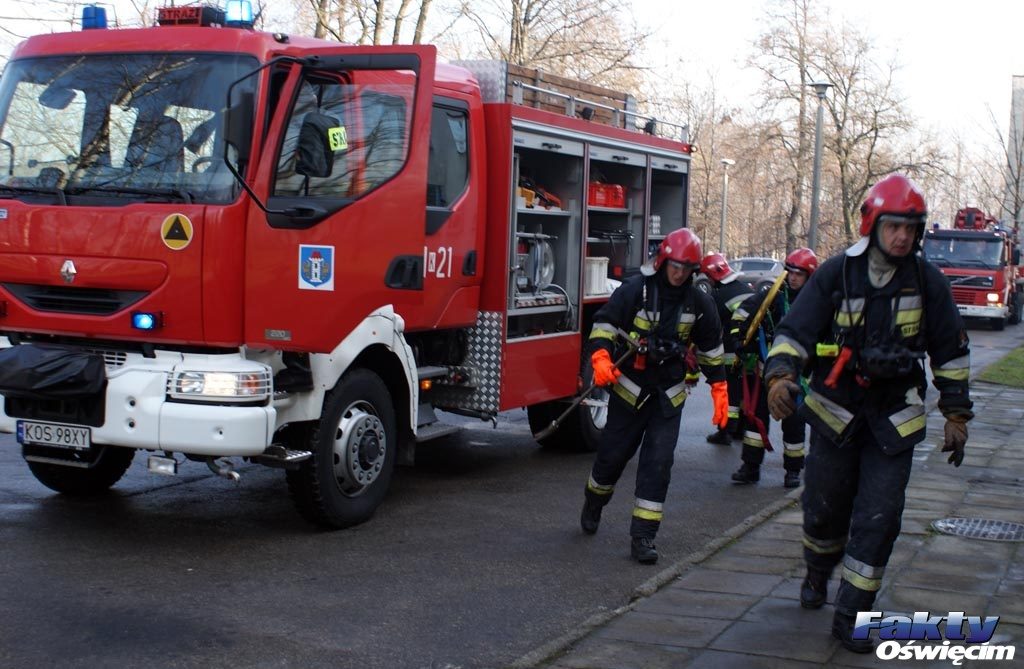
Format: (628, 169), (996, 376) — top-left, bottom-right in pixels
(581, 228), (728, 564)
(729, 247), (818, 487)
(763, 174), (972, 652)
(700, 253), (754, 445)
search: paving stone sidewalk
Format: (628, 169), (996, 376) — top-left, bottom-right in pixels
(518, 381), (1024, 669)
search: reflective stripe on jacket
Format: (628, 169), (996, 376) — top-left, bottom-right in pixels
(763, 252), (971, 453)
(589, 273), (726, 414)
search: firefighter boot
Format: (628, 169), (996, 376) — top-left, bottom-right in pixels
(705, 428), (731, 445)
(580, 497), (603, 535)
(784, 470), (801, 488)
(630, 536), (658, 564)
(800, 568), (829, 609)
(731, 462), (760, 484)
(832, 611), (876, 653)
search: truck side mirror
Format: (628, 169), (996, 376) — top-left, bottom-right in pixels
(295, 112), (342, 179)
(39, 85), (76, 110)
(1013, 248), (1020, 265)
(224, 91), (254, 166)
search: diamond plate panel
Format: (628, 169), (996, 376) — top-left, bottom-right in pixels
(450, 60), (507, 103)
(431, 311), (503, 413)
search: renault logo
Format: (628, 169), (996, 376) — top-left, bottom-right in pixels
(60, 259), (77, 284)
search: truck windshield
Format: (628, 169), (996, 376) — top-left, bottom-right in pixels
(923, 236), (1003, 268)
(0, 53), (258, 205)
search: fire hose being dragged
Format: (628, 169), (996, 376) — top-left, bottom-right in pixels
(533, 329), (642, 442)
(735, 271), (790, 452)
(534, 325), (725, 441)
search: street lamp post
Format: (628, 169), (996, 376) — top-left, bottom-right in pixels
(807, 81), (832, 252)
(719, 158), (735, 255)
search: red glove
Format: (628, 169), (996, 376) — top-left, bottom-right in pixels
(591, 349), (621, 387)
(710, 380), (728, 428)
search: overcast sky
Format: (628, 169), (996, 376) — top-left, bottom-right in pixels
(642, 0), (1024, 146)
(4, 0), (1022, 146)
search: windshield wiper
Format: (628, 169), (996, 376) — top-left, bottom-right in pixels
(0, 183), (67, 206)
(926, 257), (951, 266)
(66, 185), (193, 204)
(951, 258), (992, 268)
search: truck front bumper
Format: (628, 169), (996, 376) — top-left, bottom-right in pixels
(0, 343), (275, 457)
(957, 304), (1008, 320)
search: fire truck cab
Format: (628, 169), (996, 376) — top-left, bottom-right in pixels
(922, 207), (1024, 330)
(0, 3), (694, 528)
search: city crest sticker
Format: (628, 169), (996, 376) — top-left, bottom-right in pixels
(298, 244), (335, 291)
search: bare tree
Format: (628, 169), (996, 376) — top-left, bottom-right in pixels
(304, 0), (432, 44)
(747, 0), (820, 253)
(412, 0), (431, 43)
(457, 0), (648, 91)
(816, 22), (917, 246)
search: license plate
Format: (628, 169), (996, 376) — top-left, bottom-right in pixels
(16, 420), (92, 450)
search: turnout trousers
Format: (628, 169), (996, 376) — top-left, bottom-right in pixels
(585, 394), (682, 540)
(801, 427), (915, 615)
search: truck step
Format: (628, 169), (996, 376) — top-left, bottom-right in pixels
(251, 444), (312, 470)
(415, 422), (462, 443)
(417, 365), (448, 380)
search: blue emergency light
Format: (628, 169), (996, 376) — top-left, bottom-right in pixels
(82, 5), (108, 30)
(224, 0), (254, 28)
(131, 311), (163, 331)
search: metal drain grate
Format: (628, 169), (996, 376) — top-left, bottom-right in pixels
(932, 518), (1024, 542)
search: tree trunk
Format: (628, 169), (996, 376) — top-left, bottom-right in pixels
(413, 0), (431, 44)
(372, 0), (386, 45)
(392, 0), (412, 44)
(312, 0), (331, 39)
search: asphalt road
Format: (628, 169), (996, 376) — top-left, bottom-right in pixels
(0, 323), (1018, 669)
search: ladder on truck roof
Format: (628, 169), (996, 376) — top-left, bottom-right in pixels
(452, 60), (688, 142)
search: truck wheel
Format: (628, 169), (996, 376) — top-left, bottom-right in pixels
(26, 446), (134, 496)
(1010, 295), (1022, 325)
(992, 316), (1006, 331)
(286, 369), (396, 529)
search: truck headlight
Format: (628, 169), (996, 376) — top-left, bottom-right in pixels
(168, 370), (271, 402)
(987, 292), (1000, 303)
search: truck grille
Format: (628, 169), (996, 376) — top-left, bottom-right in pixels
(85, 349), (128, 368)
(2, 283), (147, 315)
(951, 287), (982, 303)
(947, 275), (993, 288)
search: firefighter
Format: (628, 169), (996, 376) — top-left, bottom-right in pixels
(763, 174), (972, 653)
(700, 253), (754, 445)
(729, 248), (818, 487)
(581, 228), (728, 565)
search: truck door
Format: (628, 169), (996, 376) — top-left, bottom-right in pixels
(242, 46), (435, 352)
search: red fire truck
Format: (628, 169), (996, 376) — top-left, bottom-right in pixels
(0, 4), (694, 527)
(922, 207), (1024, 330)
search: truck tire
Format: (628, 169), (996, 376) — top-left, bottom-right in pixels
(1010, 294), (1022, 325)
(992, 316), (1006, 331)
(26, 446), (134, 496)
(286, 369), (397, 529)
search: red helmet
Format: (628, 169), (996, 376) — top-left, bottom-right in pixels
(859, 174), (927, 237)
(700, 252), (736, 282)
(785, 247), (818, 275)
(643, 228), (702, 276)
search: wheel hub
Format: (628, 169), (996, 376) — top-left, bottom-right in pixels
(333, 404), (386, 495)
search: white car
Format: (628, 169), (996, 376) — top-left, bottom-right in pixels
(732, 256), (784, 288)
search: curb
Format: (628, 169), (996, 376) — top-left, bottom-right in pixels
(506, 488), (801, 669)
